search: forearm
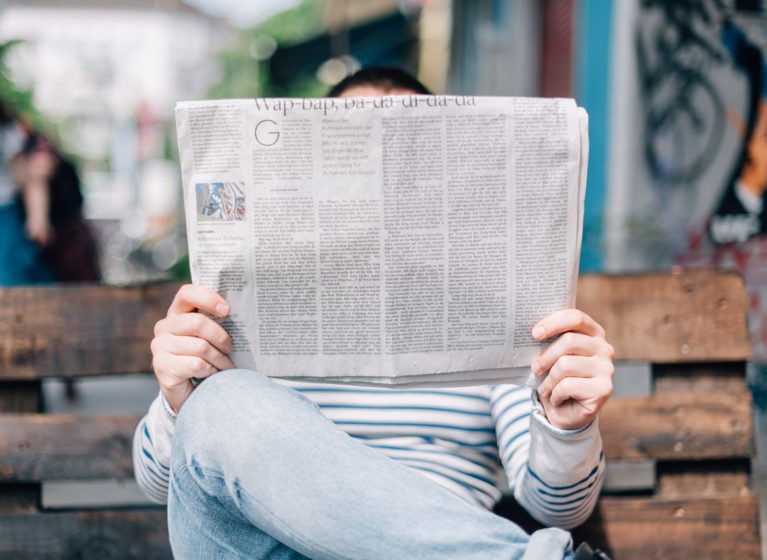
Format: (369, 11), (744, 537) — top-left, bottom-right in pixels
(21, 173), (49, 219)
(513, 402), (604, 530)
(133, 392), (177, 503)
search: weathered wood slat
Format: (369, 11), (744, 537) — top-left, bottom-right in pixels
(0, 390), (753, 481)
(657, 460), (751, 498)
(0, 415), (136, 481)
(2, 497), (759, 560)
(653, 362), (748, 395)
(497, 495), (760, 560)
(600, 392), (753, 461)
(0, 283), (181, 380)
(0, 509), (171, 559)
(0, 271), (752, 378)
(0, 379), (42, 514)
(572, 495), (761, 560)
(578, 271), (751, 362)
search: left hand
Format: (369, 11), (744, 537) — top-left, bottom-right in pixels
(531, 309), (614, 431)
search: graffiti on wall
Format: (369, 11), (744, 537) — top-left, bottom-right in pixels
(635, 0), (767, 359)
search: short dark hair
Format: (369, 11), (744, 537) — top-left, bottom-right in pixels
(327, 66), (432, 97)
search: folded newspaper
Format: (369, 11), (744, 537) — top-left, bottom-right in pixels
(175, 95), (588, 387)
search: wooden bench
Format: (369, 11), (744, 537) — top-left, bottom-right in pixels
(0, 271), (760, 559)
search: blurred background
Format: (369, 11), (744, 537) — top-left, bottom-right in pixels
(1, 0), (767, 522)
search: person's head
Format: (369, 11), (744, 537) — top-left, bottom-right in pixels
(327, 66), (431, 98)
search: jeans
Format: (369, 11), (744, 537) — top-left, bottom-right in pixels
(168, 369), (574, 560)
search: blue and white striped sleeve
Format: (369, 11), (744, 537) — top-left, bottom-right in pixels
(489, 384), (605, 529)
(132, 392), (177, 504)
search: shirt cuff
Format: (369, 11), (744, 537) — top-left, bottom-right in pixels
(526, 391), (604, 489)
(159, 391), (178, 422)
(531, 389), (597, 439)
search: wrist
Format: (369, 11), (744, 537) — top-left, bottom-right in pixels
(533, 390), (595, 433)
(159, 390), (179, 419)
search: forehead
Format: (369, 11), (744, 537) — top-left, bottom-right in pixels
(338, 85), (420, 98)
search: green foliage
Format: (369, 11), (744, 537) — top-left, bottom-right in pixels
(0, 40), (62, 152)
(167, 253), (192, 281)
(0, 40), (41, 126)
(258, 0), (323, 45)
(208, 0), (325, 99)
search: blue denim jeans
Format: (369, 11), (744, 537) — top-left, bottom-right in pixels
(168, 369), (574, 559)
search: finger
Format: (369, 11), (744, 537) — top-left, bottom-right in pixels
(156, 313), (233, 354)
(532, 309), (605, 341)
(155, 333), (235, 372)
(153, 353), (219, 384)
(538, 355), (596, 398)
(168, 284), (229, 317)
(549, 376), (612, 409)
(532, 332), (608, 375)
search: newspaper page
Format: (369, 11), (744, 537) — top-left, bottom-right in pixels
(176, 95), (588, 387)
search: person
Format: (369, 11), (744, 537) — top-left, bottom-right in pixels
(133, 67), (614, 560)
(0, 100), (55, 286)
(20, 131), (100, 283)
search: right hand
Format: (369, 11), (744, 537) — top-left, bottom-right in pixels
(151, 284), (235, 414)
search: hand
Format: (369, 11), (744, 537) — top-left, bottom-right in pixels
(531, 309), (614, 431)
(151, 284), (235, 414)
(25, 215), (54, 247)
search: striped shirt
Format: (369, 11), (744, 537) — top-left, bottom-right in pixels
(134, 380), (604, 529)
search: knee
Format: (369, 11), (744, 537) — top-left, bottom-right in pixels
(180, 369), (270, 420)
(171, 370), (315, 468)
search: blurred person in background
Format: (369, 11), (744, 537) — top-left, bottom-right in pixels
(2, 102), (98, 400)
(20, 131), (100, 283)
(0, 99), (54, 285)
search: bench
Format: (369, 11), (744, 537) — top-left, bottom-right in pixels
(0, 270), (760, 559)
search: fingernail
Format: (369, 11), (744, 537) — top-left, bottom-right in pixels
(531, 360), (541, 375)
(215, 303), (228, 316)
(532, 326), (545, 339)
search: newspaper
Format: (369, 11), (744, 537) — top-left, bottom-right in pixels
(175, 95), (588, 387)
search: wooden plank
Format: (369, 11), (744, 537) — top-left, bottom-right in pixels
(0, 380), (42, 514)
(0, 388), (753, 482)
(496, 495), (761, 560)
(600, 392), (753, 461)
(0, 509), (171, 559)
(0, 415), (136, 481)
(577, 271), (751, 363)
(0, 282), (181, 379)
(572, 495), (761, 560)
(654, 362), (748, 395)
(657, 460), (751, 498)
(0, 271), (752, 377)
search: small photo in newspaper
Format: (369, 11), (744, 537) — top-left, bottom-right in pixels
(196, 182), (246, 222)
